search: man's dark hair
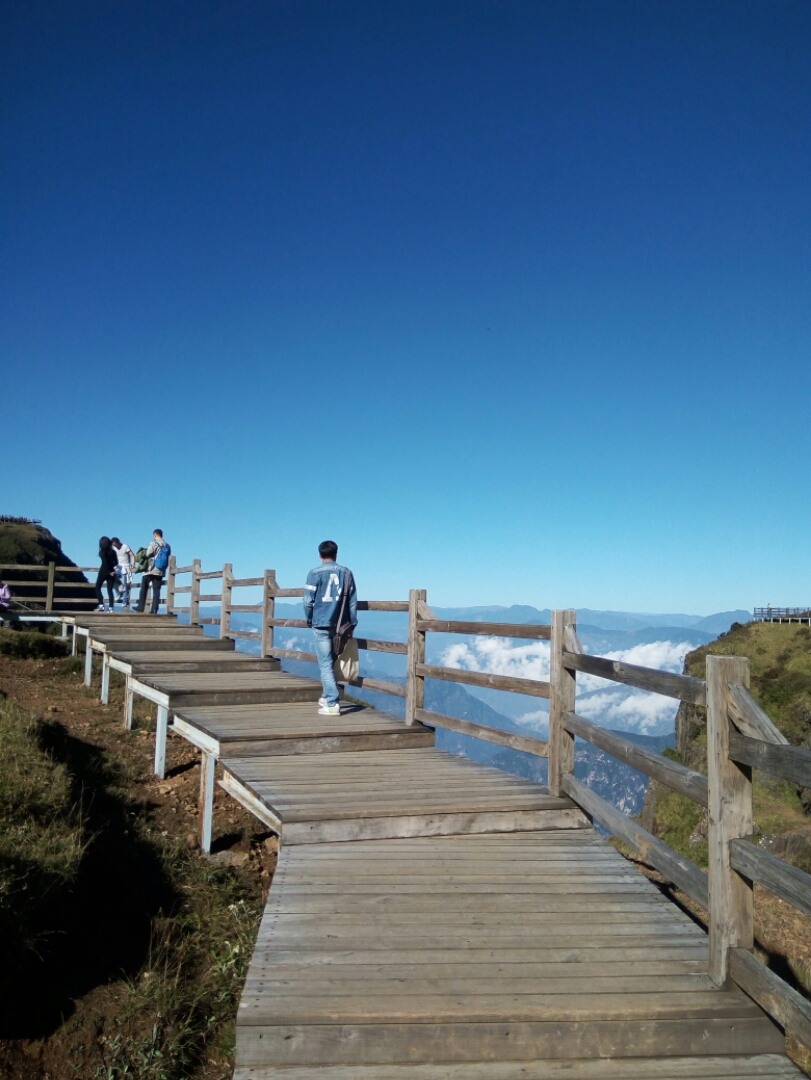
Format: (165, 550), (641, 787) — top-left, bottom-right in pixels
(318, 540), (338, 560)
(111, 537), (121, 546)
(153, 529), (163, 538)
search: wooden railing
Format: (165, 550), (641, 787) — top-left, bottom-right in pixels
(0, 562), (96, 611)
(544, 628), (811, 1050)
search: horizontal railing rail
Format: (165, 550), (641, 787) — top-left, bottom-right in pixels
(754, 607), (811, 621)
(561, 649), (707, 704)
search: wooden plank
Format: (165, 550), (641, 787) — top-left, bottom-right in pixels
(190, 558), (202, 625)
(728, 684), (788, 745)
(231, 1058), (802, 1080)
(417, 663), (550, 698)
(234, 1017), (784, 1066)
(231, 576), (264, 587)
(280, 808), (588, 844)
(549, 610), (577, 797)
(707, 655), (753, 986)
(729, 838), (811, 920)
(229, 604), (263, 612)
(267, 617), (309, 628)
(729, 731), (811, 788)
(220, 562), (233, 639)
(564, 711), (709, 806)
(358, 601), (409, 611)
(45, 561), (55, 611)
(198, 593), (222, 602)
(730, 947), (811, 1050)
(416, 708), (549, 757)
(417, 619), (551, 640)
(261, 569), (275, 658)
(562, 776), (709, 909)
(345, 676), (406, 698)
(198, 569), (225, 580)
(271, 647), (318, 662)
(355, 638), (408, 655)
(562, 650), (707, 705)
(406, 589), (427, 726)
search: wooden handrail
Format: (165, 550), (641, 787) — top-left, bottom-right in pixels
(730, 948), (811, 1050)
(358, 600), (409, 612)
(355, 637), (408, 655)
(197, 570), (224, 580)
(562, 774), (709, 909)
(417, 619), (551, 640)
(416, 663), (551, 698)
(231, 576), (264, 587)
(198, 593), (222, 602)
(562, 650), (707, 705)
(729, 731), (811, 788)
(563, 710), (709, 807)
(416, 707), (549, 757)
(229, 604), (263, 613)
(729, 839), (811, 920)
(728, 683), (788, 744)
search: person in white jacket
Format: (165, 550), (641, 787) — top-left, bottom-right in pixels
(111, 537), (134, 608)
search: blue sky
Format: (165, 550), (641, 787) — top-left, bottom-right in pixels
(3, 1), (809, 612)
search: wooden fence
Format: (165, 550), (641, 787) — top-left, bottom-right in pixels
(64, 553), (811, 1049)
(0, 562), (96, 611)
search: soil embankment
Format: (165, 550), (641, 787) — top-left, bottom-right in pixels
(0, 642), (277, 1080)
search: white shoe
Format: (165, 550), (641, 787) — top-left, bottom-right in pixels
(95, 605), (105, 612)
(318, 696), (327, 707)
(317, 704), (341, 716)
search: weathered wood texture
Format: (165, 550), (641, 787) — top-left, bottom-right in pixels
(729, 839), (811, 920)
(235, 833), (783, 1070)
(417, 619), (551, 640)
(729, 731), (811, 788)
(562, 776), (709, 909)
(730, 948), (811, 1051)
(563, 711), (709, 806)
(406, 589), (427, 726)
(416, 707), (549, 757)
(706, 655), (753, 987)
(562, 651), (707, 705)
(728, 684), (788, 745)
(549, 610), (576, 797)
(417, 663), (551, 698)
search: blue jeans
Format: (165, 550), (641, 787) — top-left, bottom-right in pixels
(312, 627), (339, 706)
(115, 567), (131, 606)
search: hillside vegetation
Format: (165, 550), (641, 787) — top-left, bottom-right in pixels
(644, 620), (811, 869)
(0, 522), (92, 609)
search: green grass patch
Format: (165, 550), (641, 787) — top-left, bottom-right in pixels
(0, 627), (70, 659)
(0, 699), (85, 973)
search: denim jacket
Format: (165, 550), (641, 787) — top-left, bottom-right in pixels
(303, 562), (358, 629)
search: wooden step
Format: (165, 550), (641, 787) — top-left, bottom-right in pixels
(233, 1056), (804, 1079)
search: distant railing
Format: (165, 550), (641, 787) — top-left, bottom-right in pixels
(0, 562), (95, 611)
(754, 607), (811, 623)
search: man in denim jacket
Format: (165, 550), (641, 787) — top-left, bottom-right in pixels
(303, 541), (358, 715)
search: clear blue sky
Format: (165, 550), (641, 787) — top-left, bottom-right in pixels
(3, 1), (809, 613)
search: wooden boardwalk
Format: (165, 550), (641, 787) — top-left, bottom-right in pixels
(71, 612), (804, 1079)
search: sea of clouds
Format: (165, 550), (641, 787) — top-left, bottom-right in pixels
(440, 637), (698, 738)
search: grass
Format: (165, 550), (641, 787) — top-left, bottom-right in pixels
(0, 626), (71, 659)
(0, 676), (262, 1078)
(0, 697), (86, 980)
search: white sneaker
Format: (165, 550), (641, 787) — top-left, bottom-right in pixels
(318, 696), (327, 707)
(317, 704), (341, 716)
(95, 605), (105, 612)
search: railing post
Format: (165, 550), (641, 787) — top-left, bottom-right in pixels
(46, 561), (55, 612)
(406, 589), (427, 726)
(261, 570), (277, 659)
(549, 609), (577, 797)
(190, 559), (202, 626)
(707, 654), (754, 986)
(165, 554), (177, 615)
(220, 562), (233, 639)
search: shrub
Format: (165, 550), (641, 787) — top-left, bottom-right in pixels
(0, 629), (70, 660)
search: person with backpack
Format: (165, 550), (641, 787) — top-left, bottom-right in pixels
(303, 540), (357, 715)
(95, 536), (118, 612)
(132, 529), (171, 613)
(111, 537), (135, 608)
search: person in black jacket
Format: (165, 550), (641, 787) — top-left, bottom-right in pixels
(95, 536), (117, 611)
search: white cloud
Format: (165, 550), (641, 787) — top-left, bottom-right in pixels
(440, 637), (551, 682)
(439, 634), (698, 736)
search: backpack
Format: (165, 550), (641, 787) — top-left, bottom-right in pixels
(153, 543), (171, 572)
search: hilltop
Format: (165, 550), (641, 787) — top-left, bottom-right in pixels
(0, 521), (91, 610)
